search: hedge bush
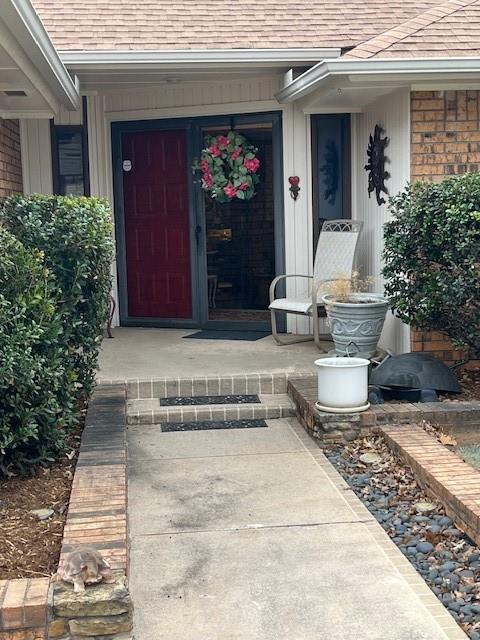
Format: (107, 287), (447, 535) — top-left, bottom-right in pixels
(0, 195), (114, 473)
(2, 194), (114, 397)
(0, 228), (68, 473)
(383, 174), (480, 356)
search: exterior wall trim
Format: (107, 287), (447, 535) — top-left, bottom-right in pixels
(1, 0), (80, 111)
(60, 48), (341, 69)
(277, 58), (480, 104)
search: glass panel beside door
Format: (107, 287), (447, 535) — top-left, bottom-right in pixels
(199, 120), (278, 329)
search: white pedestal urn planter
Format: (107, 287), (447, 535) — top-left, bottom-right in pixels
(315, 357), (370, 413)
(322, 293), (389, 359)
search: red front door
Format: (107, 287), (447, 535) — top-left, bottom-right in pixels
(122, 129), (192, 319)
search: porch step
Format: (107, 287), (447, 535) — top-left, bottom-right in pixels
(125, 371), (316, 401)
(126, 394), (295, 425)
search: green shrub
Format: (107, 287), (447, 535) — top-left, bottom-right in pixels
(1, 194), (114, 397)
(383, 174), (480, 356)
(0, 228), (68, 473)
(0, 195), (114, 473)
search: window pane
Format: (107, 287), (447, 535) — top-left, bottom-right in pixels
(56, 130), (85, 196)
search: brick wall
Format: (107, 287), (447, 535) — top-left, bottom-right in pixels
(0, 119), (23, 198)
(410, 330), (468, 366)
(411, 90), (480, 182)
(410, 90), (478, 362)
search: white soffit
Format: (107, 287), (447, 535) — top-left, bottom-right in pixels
(0, 0), (80, 117)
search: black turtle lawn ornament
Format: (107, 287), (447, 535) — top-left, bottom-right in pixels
(364, 124), (390, 205)
(368, 352), (461, 404)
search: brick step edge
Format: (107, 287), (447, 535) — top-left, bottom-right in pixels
(381, 423), (480, 548)
(127, 401), (296, 425)
(99, 371), (316, 400)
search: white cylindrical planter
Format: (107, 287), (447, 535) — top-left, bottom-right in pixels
(314, 357), (370, 413)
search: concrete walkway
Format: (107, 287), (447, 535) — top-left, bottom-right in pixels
(128, 417), (463, 639)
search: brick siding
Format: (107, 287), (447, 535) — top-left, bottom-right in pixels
(0, 119), (22, 198)
(411, 90), (480, 182)
(410, 90), (479, 362)
(410, 329), (469, 366)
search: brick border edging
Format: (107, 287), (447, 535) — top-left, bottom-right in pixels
(381, 424), (480, 547)
(288, 376), (480, 443)
(0, 385), (132, 640)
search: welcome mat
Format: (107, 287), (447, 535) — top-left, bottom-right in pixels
(161, 418), (268, 432)
(184, 330), (270, 341)
(160, 394), (261, 406)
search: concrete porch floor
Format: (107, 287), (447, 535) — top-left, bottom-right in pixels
(98, 328), (330, 381)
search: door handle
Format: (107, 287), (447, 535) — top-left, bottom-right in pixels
(195, 225), (202, 245)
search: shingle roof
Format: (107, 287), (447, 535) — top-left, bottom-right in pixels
(32, 0), (444, 52)
(344, 0), (480, 58)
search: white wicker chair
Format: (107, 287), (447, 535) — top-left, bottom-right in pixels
(269, 219), (363, 349)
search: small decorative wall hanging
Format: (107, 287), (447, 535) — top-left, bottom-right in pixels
(193, 131), (260, 203)
(364, 124), (390, 205)
(288, 176), (300, 201)
(319, 139), (339, 205)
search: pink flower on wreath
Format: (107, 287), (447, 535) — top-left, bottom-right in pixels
(244, 157), (260, 173)
(217, 135), (230, 148)
(230, 147), (242, 161)
(223, 184), (238, 198)
(200, 159), (210, 173)
(239, 182), (249, 191)
(208, 144), (221, 158)
(202, 172), (214, 189)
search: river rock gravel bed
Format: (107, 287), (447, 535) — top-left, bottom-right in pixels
(325, 433), (480, 640)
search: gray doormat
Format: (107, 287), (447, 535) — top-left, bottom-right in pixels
(160, 394), (260, 406)
(183, 330), (270, 341)
(161, 418), (268, 432)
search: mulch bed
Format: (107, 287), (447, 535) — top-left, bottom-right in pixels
(0, 410), (85, 580)
(454, 368), (480, 401)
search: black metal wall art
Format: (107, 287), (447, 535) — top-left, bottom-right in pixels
(365, 124), (390, 205)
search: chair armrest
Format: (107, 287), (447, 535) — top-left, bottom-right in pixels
(269, 274), (312, 303)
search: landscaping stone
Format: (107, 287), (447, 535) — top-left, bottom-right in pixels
(414, 501), (436, 514)
(30, 507), (54, 520)
(68, 612), (132, 636)
(359, 452), (381, 465)
(53, 574), (132, 618)
(48, 618), (67, 637)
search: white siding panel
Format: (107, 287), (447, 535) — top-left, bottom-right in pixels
(103, 76), (282, 114)
(19, 119), (53, 194)
(352, 88), (411, 353)
(281, 104), (314, 334)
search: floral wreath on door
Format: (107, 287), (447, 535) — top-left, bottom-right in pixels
(193, 130), (260, 203)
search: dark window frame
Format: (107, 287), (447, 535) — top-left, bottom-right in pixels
(311, 114), (351, 248)
(51, 100), (90, 196)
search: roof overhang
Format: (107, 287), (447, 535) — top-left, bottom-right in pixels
(276, 57), (480, 111)
(60, 48), (341, 89)
(0, 0), (80, 117)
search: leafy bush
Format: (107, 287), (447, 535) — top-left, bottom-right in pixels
(1, 194), (114, 397)
(0, 228), (68, 473)
(383, 175), (480, 356)
(0, 195), (114, 473)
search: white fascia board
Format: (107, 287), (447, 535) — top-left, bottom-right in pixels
(2, 0), (80, 110)
(276, 57), (480, 103)
(60, 48), (342, 70)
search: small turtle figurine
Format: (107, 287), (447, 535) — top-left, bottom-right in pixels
(57, 546), (115, 593)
